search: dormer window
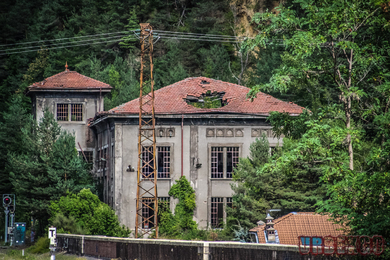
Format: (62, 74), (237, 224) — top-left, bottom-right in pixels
(57, 103), (83, 122)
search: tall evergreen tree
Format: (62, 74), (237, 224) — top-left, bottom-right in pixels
(8, 110), (94, 235)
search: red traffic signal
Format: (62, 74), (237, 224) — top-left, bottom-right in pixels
(3, 196), (12, 206)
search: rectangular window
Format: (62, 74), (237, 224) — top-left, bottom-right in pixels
(157, 146), (170, 178)
(142, 146), (171, 179)
(142, 198), (155, 229)
(142, 146), (154, 178)
(211, 197), (224, 228)
(71, 104), (83, 121)
(79, 151), (93, 163)
(211, 147), (239, 178)
(226, 147), (239, 178)
(56, 103), (83, 122)
(57, 104), (69, 121)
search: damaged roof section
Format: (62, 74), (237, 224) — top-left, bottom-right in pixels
(185, 90), (227, 109)
(106, 76), (305, 116)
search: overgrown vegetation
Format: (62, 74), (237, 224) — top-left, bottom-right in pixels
(50, 189), (130, 237)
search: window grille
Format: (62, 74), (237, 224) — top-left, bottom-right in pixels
(71, 104), (83, 121)
(211, 147), (239, 178)
(142, 198), (155, 229)
(211, 197), (224, 228)
(79, 151), (93, 163)
(57, 104), (68, 121)
(157, 146), (170, 178)
(226, 147), (239, 178)
(142, 146), (154, 178)
(211, 147), (224, 178)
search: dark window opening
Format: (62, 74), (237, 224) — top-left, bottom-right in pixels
(211, 197), (224, 228)
(157, 147), (170, 178)
(57, 104), (68, 121)
(79, 151), (93, 163)
(142, 198), (155, 229)
(211, 147), (239, 178)
(71, 104), (83, 121)
(142, 146), (154, 178)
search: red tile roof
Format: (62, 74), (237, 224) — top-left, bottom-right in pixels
(28, 70), (111, 91)
(107, 77), (304, 116)
(250, 212), (346, 245)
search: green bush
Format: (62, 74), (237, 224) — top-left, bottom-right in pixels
(28, 237), (50, 254)
(50, 189), (130, 237)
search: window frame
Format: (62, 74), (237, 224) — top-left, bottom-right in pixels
(209, 144), (241, 179)
(141, 144), (173, 179)
(56, 102), (85, 123)
(210, 197), (233, 228)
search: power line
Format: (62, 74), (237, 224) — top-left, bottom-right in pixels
(0, 35), (129, 53)
(0, 30), (265, 55)
(0, 38), (135, 56)
(0, 31), (129, 47)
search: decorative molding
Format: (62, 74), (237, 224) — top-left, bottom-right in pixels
(205, 128), (244, 138)
(235, 128), (244, 137)
(251, 128), (274, 138)
(206, 128), (215, 137)
(216, 128), (225, 137)
(225, 128), (234, 137)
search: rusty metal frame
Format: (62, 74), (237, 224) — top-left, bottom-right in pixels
(135, 23), (158, 238)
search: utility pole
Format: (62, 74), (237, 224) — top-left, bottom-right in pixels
(135, 23), (158, 238)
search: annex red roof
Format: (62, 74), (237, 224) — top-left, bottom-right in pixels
(107, 77), (304, 116)
(28, 68), (111, 91)
(250, 212), (346, 245)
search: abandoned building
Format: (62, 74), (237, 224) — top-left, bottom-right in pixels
(28, 66), (304, 230)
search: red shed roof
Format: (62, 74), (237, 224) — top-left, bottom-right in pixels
(28, 69), (111, 91)
(107, 77), (304, 116)
(250, 212), (346, 245)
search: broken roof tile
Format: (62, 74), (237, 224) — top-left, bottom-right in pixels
(108, 77), (304, 116)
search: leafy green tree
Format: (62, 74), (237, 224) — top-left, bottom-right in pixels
(50, 189), (130, 237)
(8, 110), (94, 235)
(248, 0), (390, 244)
(249, 0), (390, 170)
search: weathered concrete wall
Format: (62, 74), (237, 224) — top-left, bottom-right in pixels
(109, 115), (282, 231)
(33, 92), (103, 152)
(56, 234), (342, 260)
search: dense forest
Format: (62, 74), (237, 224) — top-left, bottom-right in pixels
(1, 0), (390, 250)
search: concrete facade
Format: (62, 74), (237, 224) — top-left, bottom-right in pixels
(90, 114), (283, 230)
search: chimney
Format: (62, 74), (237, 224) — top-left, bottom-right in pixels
(266, 213), (276, 243)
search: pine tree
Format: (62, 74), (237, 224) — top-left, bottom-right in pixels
(8, 110), (94, 235)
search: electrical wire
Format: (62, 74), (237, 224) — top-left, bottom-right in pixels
(0, 31), (129, 47)
(0, 38), (136, 56)
(0, 34), (130, 52)
(0, 29), (273, 55)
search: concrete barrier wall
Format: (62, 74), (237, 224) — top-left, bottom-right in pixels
(56, 234), (343, 260)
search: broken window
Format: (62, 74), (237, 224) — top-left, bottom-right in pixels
(157, 146), (170, 178)
(57, 103), (83, 122)
(185, 90), (227, 108)
(142, 197), (170, 229)
(79, 151), (94, 163)
(211, 197), (224, 228)
(142, 146), (171, 179)
(211, 147), (239, 178)
(142, 198), (155, 229)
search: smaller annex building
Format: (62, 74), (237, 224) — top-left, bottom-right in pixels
(89, 76), (304, 230)
(249, 212), (345, 245)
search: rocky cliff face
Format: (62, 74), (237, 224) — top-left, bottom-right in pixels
(229, 0), (282, 37)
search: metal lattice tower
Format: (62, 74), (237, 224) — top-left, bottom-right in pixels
(135, 23), (158, 238)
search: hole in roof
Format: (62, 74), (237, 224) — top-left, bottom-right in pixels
(185, 90), (227, 108)
(201, 80), (210, 84)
